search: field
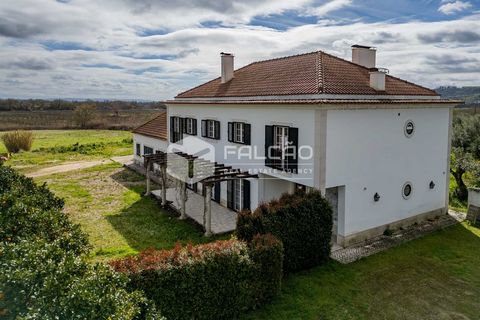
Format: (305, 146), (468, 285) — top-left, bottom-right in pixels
(0, 109), (161, 131)
(2, 130), (479, 319)
(0, 130), (132, 174)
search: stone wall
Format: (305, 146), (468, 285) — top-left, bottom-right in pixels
(467, 188), (480, 224)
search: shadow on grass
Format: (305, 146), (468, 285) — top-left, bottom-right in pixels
(101, 168), (222, 259)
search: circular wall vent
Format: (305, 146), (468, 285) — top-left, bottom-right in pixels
(402, 182), (413, 199)
(404, 120), (415, 138)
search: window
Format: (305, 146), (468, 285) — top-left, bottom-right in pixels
(402, 182), (413, 199)
(143, 146), (153, 155)
(136, 143), (141, 156)
(170, 116), (183, 143)
(265, 125), (299, 173)
(201, 119), (220, 139)
(404, 120), (415, 138)
(228, 122), (251, 144)
(274, 126), (289, 169)
(227, 179), (250, 212)
(184, 118), (197, 135)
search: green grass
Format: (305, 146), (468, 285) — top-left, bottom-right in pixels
(1, 130), (132, 173)
(36, 162), (220, 261)
(245, 222), (480, 320)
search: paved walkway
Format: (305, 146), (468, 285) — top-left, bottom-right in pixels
(331, 210), (466, 264)
(152, 188), (237, 234)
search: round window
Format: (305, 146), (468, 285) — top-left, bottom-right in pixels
(404, 120), (415, 137)
(402, 182), (413, 199)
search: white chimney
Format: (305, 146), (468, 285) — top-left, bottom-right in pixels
(351, 45), (376, 68)
(221, 52), (234, 83)
(369, 69), (386, 91)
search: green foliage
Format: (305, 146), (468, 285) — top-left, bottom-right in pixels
(1, 130), (34, 153)
(450, 114), (480, 200)
(111, 235), (284, 320)
(0, 166), (161, 319)
(237, 189), (333, 273)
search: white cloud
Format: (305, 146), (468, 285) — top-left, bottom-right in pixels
(0, 1), (479, 99)
(308, 0), (353, 17)
(438, 1), (472, 15)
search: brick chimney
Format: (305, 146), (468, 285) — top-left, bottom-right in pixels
(220, 52), (234, 83)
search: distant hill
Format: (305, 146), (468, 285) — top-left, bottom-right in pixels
(435, 86), (480, 106)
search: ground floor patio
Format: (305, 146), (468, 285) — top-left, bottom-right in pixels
(152, 187), (238, 234)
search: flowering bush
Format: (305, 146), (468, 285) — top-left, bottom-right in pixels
(111, 235), (283, 320)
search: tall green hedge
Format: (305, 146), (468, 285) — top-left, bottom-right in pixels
(237, 189), (333, 273)
(110, 235), (283, 320)
(0, 165), (160, 319)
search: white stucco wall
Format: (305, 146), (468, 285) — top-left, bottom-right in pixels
(168, 104), (317, 209)
(325, 107), (451, 237)
(133, 133), (168, 164)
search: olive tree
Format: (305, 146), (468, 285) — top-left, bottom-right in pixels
(450, 114), (480, 201)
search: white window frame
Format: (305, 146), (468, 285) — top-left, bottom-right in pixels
(274, 126), (289, 169)
(136, 143), (141, 156)
(233, 122), (244, 143)
(185, 118), (194, 135)
(233, 179), (242, 211)
(207, 120), (216, 139)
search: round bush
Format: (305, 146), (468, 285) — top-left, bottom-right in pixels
(237, 190), (333, 272)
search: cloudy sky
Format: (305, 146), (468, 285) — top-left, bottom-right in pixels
(0, 0), (479, 100)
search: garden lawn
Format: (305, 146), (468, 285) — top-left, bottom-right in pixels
(1, 130), (132, 174)
(245, 222), (480, 320)
(36, 162), (218, 261)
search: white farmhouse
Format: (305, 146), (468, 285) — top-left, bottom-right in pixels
(133, 45), (457, 246)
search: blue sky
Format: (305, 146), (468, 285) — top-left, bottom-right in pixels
(0, 0), (479, 100)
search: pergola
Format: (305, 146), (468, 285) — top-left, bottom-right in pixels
(143, 151), (257, 236)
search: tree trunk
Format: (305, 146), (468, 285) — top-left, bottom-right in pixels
(451, 167), (468, 201)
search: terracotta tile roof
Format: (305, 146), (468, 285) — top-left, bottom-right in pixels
(175, 51), (438, 98)
(132, 111), (167, 140)
(167, 99), (461, 105)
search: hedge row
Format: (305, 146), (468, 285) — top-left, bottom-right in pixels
(0, 165), (161, 319)
(237, 189), (333, 273)
(110, 234), (283, 320)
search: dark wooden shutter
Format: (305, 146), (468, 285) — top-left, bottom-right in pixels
(201, 120), (207, 137)
(287, 127), (299, 173)
(214, 181), (221, 203)
(244, 123), (251, 145)
(228, 122), (233, 142)
(265, 125), (275, 168)
(242, 180), (250, 211)
(227, 180), (234, 209)
(192, 119), (197, 135)
(214, 120), (220, 140)
(179, 118), (184, 141)
(170, 116), (175, 142)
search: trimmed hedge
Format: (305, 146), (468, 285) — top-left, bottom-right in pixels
(0, 166), (161, 319)
(237, 189), (333, 272)
(110, 234), (283, 320)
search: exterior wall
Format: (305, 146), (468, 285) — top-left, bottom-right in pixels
(167, 104), (318, 210)
(325, 107), (451, 240)
(133, 133), (168, 165)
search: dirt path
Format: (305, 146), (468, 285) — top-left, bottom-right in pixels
(25, 156), (133, 178)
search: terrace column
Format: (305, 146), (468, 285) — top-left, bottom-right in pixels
(144, 160), (151, 196)
(204, 184), (213, 237)
(179, 182), (187, 220)
(160, 165), (167, 206)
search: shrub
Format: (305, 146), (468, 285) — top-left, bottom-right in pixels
(0, 166), (161, 319)
(0, 165), (88, 253)
(1, 130), (34, 153)
(73, 104), (97, 128)
(0, 240), (161, 320)
(111, 235), (283, 320)
(237, 189), (333, 273)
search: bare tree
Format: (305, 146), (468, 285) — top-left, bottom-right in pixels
(73, 104), (96, 128)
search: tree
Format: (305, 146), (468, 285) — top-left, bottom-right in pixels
(73, 104), (96, 128)
(450, 114), (480, 201)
